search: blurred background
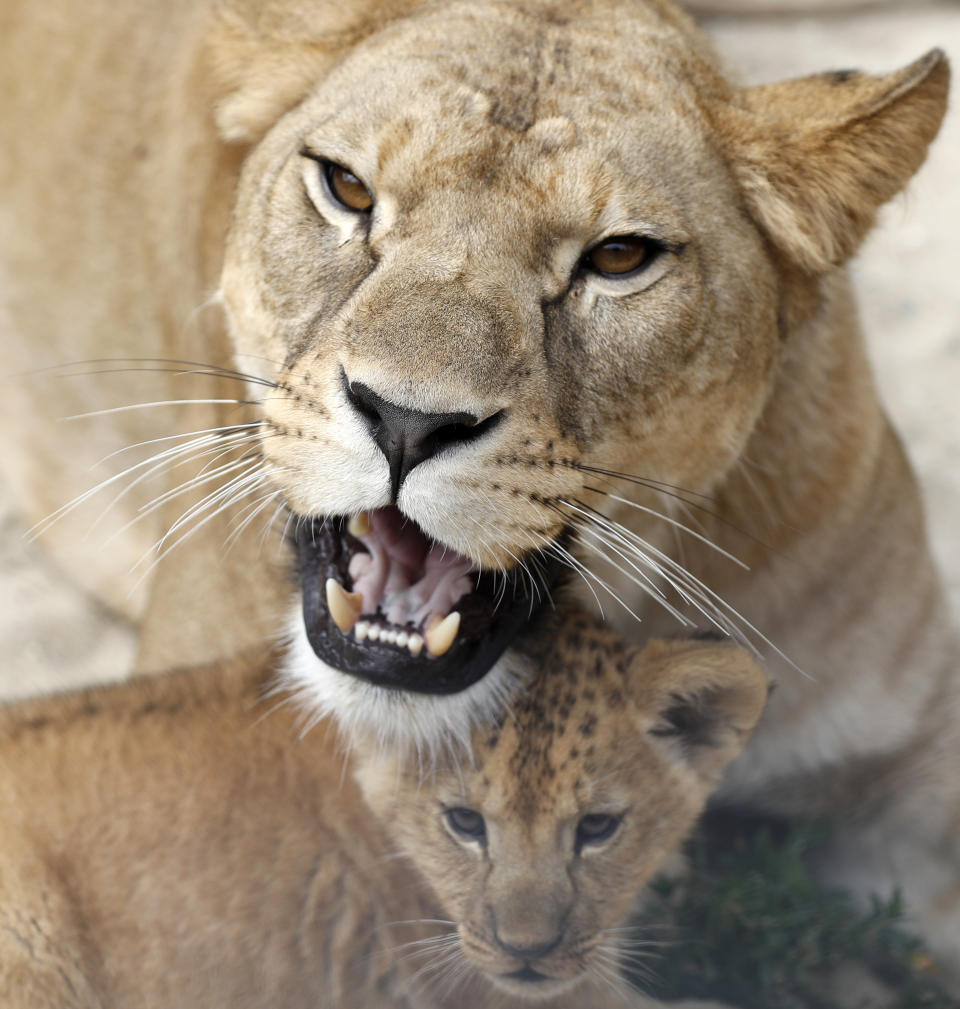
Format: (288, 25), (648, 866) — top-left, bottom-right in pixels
(1, 0), (957, 699)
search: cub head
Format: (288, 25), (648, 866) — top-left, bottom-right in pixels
(212, 0), (947, 744)
(354, 613), (770, 1000)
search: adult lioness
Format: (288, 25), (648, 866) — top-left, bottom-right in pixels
(1, 0), (958, 968)
(0, 610), (766, 1008)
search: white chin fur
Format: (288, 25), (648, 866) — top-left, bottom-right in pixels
(282, 607), (531, 758)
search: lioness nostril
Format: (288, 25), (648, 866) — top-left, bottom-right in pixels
(341, 367), (503, 500)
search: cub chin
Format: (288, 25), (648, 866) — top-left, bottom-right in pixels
(0, 609), (767, 1009)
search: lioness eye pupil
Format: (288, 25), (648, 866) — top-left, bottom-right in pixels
(324, 161), (373, 212)
(587, 237), (650, 277)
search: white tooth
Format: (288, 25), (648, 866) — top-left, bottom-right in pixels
(347, 512), (372, 538)
(396, 631), (409, 648)
(325, 578), (363, 633)
(383, 630), (396, 645)
(354, 621), (370, 642)
(408, 634), (424, 657)
(425, 612), (460, 658)
(368, 625), (381, 641)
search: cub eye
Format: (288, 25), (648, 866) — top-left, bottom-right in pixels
(445, 807), (487, 842)
(321, 159), (373, 213)
(583, 236), (656, 277)
(575, 813), (621, 850)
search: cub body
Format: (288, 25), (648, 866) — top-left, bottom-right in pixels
(0, 614), (767, 1007)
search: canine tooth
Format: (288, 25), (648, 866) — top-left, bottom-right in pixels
(425, 612), (460, 658)
(354, 621), (370, 642)
(347, 512), (372, 538)
(396, 631), (409, 648)
(408, 633), (424, 657)
(326, 578), (363, 633)
(368, 625), (381, 641)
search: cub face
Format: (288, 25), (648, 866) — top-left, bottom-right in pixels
(355, 617), (770, 999)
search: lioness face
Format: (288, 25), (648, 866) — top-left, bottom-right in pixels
(355, 621), (769, 999)
(220, 3), (779, 730)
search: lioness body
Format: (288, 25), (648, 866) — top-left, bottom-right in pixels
(1, 0), (958, 967)
(0, 615), (766, 1008)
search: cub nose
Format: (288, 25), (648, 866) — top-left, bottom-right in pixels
(493, 929), (563, 961)
(343, 371), (504, 501)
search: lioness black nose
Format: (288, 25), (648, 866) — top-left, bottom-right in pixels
(343, 371), (504, 501)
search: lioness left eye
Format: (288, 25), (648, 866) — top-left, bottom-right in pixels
(575, 813), (622, 850)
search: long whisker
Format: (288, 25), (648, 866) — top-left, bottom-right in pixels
(62, 398), (258, 420)
(25, 425), (263, 540)
(29, 356), (280, 388)
(95, 422), (264, 465)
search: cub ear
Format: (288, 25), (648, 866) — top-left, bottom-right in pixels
(715, 49), (949, 273)
(633, 638), (770, 779)
(205, 1), (399, 144)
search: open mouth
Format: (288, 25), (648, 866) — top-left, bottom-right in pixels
(294, 506), (567, 695)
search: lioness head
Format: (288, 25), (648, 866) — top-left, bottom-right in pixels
(213, 0), (947, 742)
(355, 615), (769, 999)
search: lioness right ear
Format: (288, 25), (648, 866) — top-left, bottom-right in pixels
(633, 638), (770, 780)
(715, 49), (949, 273)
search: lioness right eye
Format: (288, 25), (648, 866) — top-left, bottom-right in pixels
(445, 807), (487, 842)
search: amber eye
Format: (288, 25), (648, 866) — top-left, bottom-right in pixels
(322, 160), (374, 212)
(584, 236), (655, 277)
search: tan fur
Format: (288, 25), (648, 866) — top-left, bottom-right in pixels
(1, 0), (959, 970)
(0, 614), (766, 1008)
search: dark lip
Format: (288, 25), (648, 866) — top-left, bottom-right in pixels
(505, 966), (551, 983)
(293, 515), (569, 695)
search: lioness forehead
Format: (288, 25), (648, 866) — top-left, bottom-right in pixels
(304, 1), (726, 221)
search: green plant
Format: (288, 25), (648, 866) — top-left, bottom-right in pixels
(630, 812), (956, 1009)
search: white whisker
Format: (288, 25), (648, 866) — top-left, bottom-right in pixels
(61, 398), (252, 420)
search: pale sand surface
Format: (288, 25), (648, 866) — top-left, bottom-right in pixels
(1, 3), (957, 700)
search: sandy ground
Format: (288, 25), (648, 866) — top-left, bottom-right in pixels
(1, 2), (957, 700)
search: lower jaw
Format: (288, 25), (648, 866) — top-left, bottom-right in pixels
(282, 610), (532, 750)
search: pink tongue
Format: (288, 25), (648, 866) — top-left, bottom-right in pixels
(347, 507), (474, 627)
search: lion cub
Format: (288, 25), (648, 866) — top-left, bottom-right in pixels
(0, 611), (767, 1009)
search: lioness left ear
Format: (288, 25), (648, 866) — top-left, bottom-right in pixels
(633, 638), (770, 778)
(206, 3), (397, 145)
(715, 49), (949, 273)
